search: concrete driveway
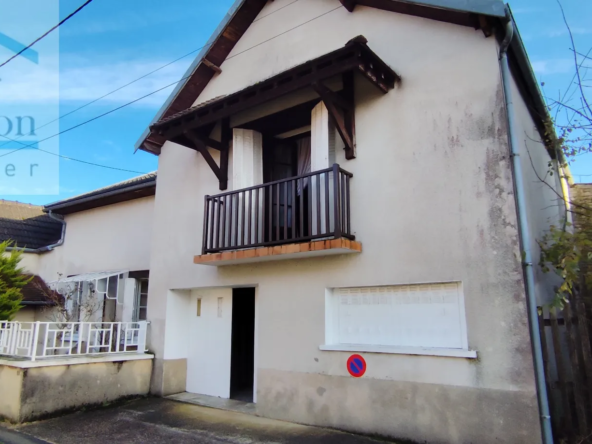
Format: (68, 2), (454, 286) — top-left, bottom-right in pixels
(1, 398), (397, 444)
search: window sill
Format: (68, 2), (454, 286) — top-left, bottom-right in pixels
(319, 344), (478, 359)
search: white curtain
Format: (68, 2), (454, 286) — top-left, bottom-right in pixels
(297, 136), (311, 195)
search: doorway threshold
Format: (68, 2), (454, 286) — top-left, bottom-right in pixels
(167, 392), (256, 416)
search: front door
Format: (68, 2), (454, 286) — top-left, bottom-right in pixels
(186, 288), (233, 398)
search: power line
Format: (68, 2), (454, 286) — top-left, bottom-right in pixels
(0, 47), (204, 151)
(0, 0), (305, 152)
(0, 3), (344, 172)
(253, 0), (300, 22)
(226, 5), (341, 61)
(0, 0), (94, 69)
(0, 75), (189, 164)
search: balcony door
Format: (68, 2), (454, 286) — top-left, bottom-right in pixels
(263, 135), (310, 243)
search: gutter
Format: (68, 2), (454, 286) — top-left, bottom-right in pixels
(44, 179), (156, 212)
(499, 12), (554, 444)
(5, 210), (66, 254)
(20, 301), (55, 306)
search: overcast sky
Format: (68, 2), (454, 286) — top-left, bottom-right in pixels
(1, 0), (591, 205)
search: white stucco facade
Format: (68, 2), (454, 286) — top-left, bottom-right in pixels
(30, 197), (154, 282)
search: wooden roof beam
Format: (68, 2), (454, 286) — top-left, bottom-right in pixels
(312, 80), (356, 159)
(340, 0), (357, 12)
(202, 58), (222, 74)
(184, 130), (229, 190)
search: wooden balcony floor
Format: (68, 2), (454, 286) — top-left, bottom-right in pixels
(194, 238), (362, 266)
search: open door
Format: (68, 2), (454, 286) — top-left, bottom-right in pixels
(230, 288), (256, 402)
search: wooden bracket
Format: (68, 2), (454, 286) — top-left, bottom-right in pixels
(187, 131), (225, 151)
(477, 15), (493, 37)
(339, 0), (357, 12)
(312, 77), (356, 159)
(185, 125), (230, 190)
(202, 58), (222, 74)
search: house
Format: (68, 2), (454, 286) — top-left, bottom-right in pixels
(0, 175), (156, 423)
(135, 0), (569, 443)
(0, 200), (63, 321)
(0, 174), (156, 324)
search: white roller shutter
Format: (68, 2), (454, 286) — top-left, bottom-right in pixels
(331, 282), (468, 350)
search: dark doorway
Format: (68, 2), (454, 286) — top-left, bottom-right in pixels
(262, 134), (311, 243)
(230, 287), (256, 402)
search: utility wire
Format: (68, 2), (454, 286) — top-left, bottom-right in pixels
(0, 76), (190, 169)
(0, 0), (94, 69)
(0, 2), (343, 172)
(0, 46), (204, 151)
(0, 0), (302, 151)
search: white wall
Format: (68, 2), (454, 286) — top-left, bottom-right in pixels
(19, 253), (39, 276)
(509, 72), (566, 305)
(145, 1), (555, 441)
(35, 196), (154, 282)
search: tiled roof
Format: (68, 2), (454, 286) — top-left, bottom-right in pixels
(45, 172), (157, 211)
(21, 275), (57, 305)
(153, 96), (226, 127)
(0, 201), (62, 249)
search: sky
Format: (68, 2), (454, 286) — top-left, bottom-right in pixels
(0, 0), (591, 205)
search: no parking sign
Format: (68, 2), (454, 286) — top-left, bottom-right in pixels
(347, 354), (367, 378)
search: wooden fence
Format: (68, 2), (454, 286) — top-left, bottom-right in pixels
(538, 296), (592, 443)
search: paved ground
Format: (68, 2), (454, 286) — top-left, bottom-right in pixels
(1, 398), (396, 444)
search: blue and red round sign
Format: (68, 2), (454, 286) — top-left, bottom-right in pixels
(347, 354), (367, 378)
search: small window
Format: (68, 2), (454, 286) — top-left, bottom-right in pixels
(133, 279), (149, 322)
(196, 298), (202, 317)
(323, 282), (472, 355)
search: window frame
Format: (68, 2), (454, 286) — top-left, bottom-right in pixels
(320, 282), (477, 359)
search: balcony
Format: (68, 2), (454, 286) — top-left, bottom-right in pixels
(195, 164), (362, 266)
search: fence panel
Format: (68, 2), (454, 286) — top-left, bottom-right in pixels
(539, 301), (592, 443)
(0, 321), (148, 360)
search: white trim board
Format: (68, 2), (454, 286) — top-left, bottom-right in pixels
(319, 344), (477, 359)
(0, 353), (154, 369)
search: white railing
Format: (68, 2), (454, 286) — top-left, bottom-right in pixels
(0, 321), (148, 361)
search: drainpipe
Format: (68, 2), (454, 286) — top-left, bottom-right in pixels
(5, 210), (66, 253)
(42, 211), (66, 251)
(499, 17), (554, 444)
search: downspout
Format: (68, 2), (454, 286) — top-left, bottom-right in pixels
(5, 210), (66, 253)
(499, 16), (554, 444)
(42, 211), (66, 251)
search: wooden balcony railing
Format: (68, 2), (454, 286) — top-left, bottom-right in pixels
(202, 164), (354, 254)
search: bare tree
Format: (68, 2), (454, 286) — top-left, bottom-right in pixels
(544, 0), (592, 165)
(34, 273), (103, 325)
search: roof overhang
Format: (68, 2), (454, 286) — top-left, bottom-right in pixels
(44, 174), (156, 215)
(151, 39), (399, 139)
(135, 0), (508, 156)
(53, 270), (126, 284)
(150, 38), (397, 189)
(137, 0), (553, 159)
(136, 0), (268, 155)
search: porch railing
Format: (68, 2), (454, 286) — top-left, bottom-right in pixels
(203, 163), (354, 254)
(0, 321), (147, 361)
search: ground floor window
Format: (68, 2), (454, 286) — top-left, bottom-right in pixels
(133, 279), (149, 322)
(324, 282), (472, 354)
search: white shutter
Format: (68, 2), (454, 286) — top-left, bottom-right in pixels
(331, 283), (468, 350)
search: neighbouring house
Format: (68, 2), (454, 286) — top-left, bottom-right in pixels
(0, 200), (63, 321)
(134, 0), (570, 443)
(0, 175), (156, 423)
